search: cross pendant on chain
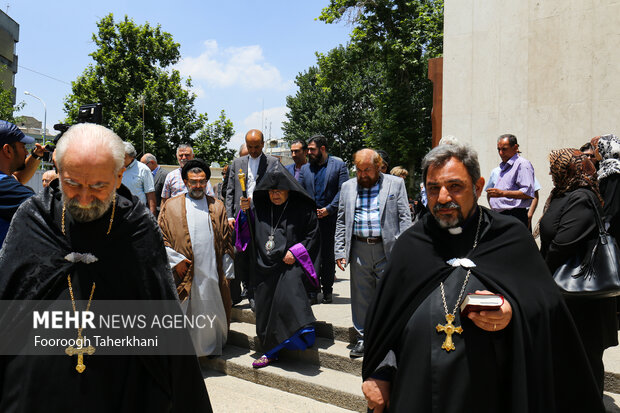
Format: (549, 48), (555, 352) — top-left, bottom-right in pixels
(65, 337), (96, 373)
(436, 314), (463, 352)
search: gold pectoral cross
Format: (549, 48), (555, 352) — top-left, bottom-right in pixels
(65, 338), (96, 373)
(436, 314), (463, 352)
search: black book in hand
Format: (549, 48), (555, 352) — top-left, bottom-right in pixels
(460, 294), (504, 316)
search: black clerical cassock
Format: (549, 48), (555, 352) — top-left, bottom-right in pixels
(0, 183), (212, 412)
(363, 206), (605, 412)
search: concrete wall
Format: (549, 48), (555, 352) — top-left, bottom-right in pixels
(442, 0), (620, 225)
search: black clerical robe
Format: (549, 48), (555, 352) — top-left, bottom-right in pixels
(0, 183), (212, 413)
(363, 207), (605, 412)
(250, 165), (320, 352)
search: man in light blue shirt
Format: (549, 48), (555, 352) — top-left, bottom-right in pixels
(486, 163), (541, 229)
(485, 134), (535, 227)
(122, 142), (156, 214)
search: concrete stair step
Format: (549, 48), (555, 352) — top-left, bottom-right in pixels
(228, 321), (363, 376)
(201, 345), (366, 412)
(604, 343), (620, 395)
(232, 306), (359, 345)
(203, 371), (359, 412)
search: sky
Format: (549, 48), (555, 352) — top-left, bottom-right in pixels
(7, 0), (352, 152)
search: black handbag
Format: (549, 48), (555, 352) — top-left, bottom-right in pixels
(553, 193), (620, 298)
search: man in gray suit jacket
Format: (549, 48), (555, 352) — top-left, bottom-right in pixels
(141, 153), (168, 217)
(335, 149), (412, 358)
(226, 129), (280, 307)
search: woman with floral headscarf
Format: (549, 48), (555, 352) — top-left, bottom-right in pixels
(539, 148), (618, 395)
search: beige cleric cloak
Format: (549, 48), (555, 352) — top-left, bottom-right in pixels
(158, 194), (233, 325)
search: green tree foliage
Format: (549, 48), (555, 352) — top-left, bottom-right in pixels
(193, 110), (237, 166)
(63, 14), (211, 164)
(283, 46), (378, 163)
(0, 67), (24, 122)
(285, 0), (443, 173)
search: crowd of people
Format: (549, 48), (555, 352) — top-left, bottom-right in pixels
(0, 118), (618, 411)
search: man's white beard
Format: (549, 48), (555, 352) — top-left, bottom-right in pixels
(61, 184), (115, 223)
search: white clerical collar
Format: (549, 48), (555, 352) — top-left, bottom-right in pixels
(448, 227), (463, 235)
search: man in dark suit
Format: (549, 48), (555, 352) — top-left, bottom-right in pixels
(285, 139), (308, 180)
(141, 153), (169, 217)
(298, 135), (349, 304)
(226, 129), (280, 308)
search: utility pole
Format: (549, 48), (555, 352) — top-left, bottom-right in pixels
(139, 95), (145, 154)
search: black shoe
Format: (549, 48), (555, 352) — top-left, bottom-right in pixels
(308, 293), (318, 306)
(249, 298), (256, 313)
(350, 339), (364, 358)
(321, 292), (333, 304)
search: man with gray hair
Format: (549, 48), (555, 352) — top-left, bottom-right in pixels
(140, 153), (168, 217)
(160, 144), (214, 209)
(0, 123), (213, 411)
(121, 141), (156, 214)
(361, 142), (604, 412)
(239, 143), (248, 157)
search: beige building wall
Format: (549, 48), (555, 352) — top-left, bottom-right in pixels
(442, 0), (620, 225)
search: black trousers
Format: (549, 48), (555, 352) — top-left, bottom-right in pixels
(230, 227), (253, 303)
(499, 208), (528, 228)
(318, 215), (336, 295)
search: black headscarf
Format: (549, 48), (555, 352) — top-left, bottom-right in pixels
(253, 163), (314, 207)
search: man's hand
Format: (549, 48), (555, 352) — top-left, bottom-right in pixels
(485, 188), (504, 198)
(362, 378), (390, 413)
(146, 192), (157, 215)
(173, 259), (191, 282)
(317, 207), (328, 219)
(32, 143), (45, 158)
(228, 218), (235, 230)
(336, 258), (347, 271)
(467, 290), (512, 332)
(240, 196), (251, 212)
(283, 250), (295, 265)
(14, 143), (47, 184)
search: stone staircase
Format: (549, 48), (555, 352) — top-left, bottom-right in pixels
(201, 270), (366, 412)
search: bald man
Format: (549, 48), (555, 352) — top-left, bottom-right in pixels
(334, 148), (411, 357)
(226, 129), (281, 307)
(41, 170), (58, 188)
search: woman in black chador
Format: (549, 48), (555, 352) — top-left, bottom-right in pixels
(238, 164), (320, 368)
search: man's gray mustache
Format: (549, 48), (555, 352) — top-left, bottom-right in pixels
(433, 202), (460, 212)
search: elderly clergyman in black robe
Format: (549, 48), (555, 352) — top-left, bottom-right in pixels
(361, 142), (604, 412)
(0, 123), (212, 412)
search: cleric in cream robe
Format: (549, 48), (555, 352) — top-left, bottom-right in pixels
(361, 142), (604, 412)
(237, 164), (320, 368)
(159, 159), (233, 357)
(0, 124), (212, 412)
